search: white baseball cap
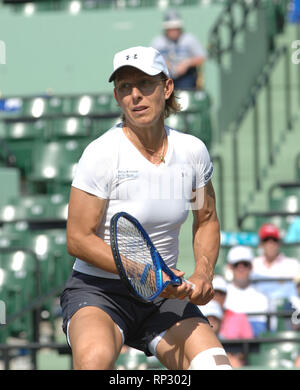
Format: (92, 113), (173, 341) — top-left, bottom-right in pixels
(227, 245), (254, 265)
(162, 9), (184, 30)
(212, 275), (227, 294)
(108, 46), (170, 82)
(200, 300), (223, 320)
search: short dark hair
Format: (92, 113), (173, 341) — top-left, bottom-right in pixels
(161, 75), (182, 118)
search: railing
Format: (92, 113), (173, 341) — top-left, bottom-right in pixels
(222, 335), (300, 366)
(232, 45), (293, 227)
(296, 152), (300, 180)
(0, 332), (299, 369)
(208, 0), (261, 64)
(238, 210), (300, 230)
(211, 154), (225, 228)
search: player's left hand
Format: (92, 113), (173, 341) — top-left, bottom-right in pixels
(160, 269), (194, 300)
(187, 273), (214, 305)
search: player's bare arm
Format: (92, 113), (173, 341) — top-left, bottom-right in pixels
(67, 187), (117, 274)
(189, 180), (220, 305)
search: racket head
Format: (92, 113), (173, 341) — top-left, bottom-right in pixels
(110, 211), (164, 303)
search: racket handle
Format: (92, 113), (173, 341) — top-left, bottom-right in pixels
(182, 278), (195, 290)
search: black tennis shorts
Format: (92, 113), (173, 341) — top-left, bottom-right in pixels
(60, 270), (208, 356)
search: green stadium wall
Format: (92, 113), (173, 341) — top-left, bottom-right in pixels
(0, 4), (222, 96)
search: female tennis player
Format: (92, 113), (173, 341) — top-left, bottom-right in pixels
(60, 46), (231, 370)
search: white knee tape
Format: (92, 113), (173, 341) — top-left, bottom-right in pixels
(188, 347), (232, 370)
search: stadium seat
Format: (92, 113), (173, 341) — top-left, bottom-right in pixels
(3, 120), (47, 174)
(45, 96), (66, 116)
(29, 139), (91, 193)
(0, 248), (39, 341)
(21, 229), (71, 294)
(48, 117), (92, 139)
(0, 167), (20, 210)
(91, 116), (122, 138)
(0, 193), (68, 224)
(93, 94), (120, 115)
(68, 94), (119, 116)
(115, 349), (158, 370)
(185, 111), (212, 149)
(269, 194), (300, 213)
(3, 120), (47, 140)
(248, 349), (294, 368)
(20, 97), (47, 118)
(257, 331), (300, 365)
(165, 113), (187, 132)
(176, 90), (211, 112)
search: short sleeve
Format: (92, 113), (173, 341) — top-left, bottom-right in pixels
(72, 139), (113, 199)
(185, 33), (207, 58)
(192, 138), (213, 189)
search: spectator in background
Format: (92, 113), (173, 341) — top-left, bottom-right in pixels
(211, 274), (253, 338)
(224, 246), (269, 337)
(201, 276), (253, 368)
(252, 223), (300, 303)
(282, 271), (300, 331)
(200, 299), (223, 336)
(212, 274), (227, 309)
(151, 9), (206, 90)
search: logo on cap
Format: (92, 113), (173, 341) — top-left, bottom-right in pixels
(126, 54), (138, 60)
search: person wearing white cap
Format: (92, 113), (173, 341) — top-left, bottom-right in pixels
(251, 223), (300, 303)
(200, 300), (223, 335)
(212, 274), (227, 309)
(224, 246), (269, 337)
(151, 9), (206, 89)
(60, 46), (231, 370)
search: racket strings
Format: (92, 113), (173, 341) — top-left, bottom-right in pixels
(116, 217), (157, 298)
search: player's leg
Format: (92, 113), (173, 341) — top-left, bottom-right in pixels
(68, 306), (124, 369)
(155, 317), (231, 370)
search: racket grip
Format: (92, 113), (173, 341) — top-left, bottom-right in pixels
(181, 278), (195, 302)
(182, 278), (195, 290)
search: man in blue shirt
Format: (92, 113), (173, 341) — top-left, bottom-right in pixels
(151, 9), (206, 90)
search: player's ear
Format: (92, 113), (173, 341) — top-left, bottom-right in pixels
(164, 78), (174, 100)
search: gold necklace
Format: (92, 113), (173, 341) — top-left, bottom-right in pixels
(126, 128), (166, 164)
(143, 135), (166, 163)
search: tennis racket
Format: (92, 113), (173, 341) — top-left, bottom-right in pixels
(110, 211), (194, 303)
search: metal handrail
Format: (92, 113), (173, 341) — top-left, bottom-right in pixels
(238, 211), (300, 229)
(232, 46), (292, 226)
(208, 0), (261, 63)
(212, 154), (225, 228)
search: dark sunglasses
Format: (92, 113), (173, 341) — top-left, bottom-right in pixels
(232, 261), (252, 268)
(261, 237), (279, 243)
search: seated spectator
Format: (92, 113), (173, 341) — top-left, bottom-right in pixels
(210, 274), (253, 338)
(224, 245), (269, 336)
(200, 299), (223, 335)
(212, 274), (227, 309)
(200, 281), (253, 368)
(282, 271), (300, 331)
(151, 9), (206, 90)
(252, 223), (300, 303)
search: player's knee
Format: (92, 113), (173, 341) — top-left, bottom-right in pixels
(74, 343), (116, 370)
(188, 347), (232, 370)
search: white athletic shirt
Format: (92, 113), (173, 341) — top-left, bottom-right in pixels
(72, 124), (213, 279)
